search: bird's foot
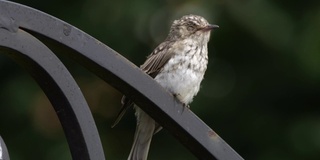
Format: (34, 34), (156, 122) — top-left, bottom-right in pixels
(182, 103), (190, 113)
(183, 103), (190, 108)
(173, 93), (190, 112)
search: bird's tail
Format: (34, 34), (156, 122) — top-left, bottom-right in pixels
(128, 107), (156, 160)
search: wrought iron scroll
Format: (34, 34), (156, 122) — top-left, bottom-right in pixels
(0, 136), (10, 160)
(0, 1), (244, 160)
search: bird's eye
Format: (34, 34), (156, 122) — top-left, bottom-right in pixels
(187, 26), (194, 31)
(186, 21), (197, 31)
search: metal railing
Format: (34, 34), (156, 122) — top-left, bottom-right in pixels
(0, 1), (244, 159)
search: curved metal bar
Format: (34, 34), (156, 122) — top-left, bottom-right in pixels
(0, 28), (105, 160)
(0, 135), (10, 160)
(0, 1), (243, 159)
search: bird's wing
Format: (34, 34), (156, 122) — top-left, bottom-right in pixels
(140, 41), (175, 78)
(111, 41), (175, 128)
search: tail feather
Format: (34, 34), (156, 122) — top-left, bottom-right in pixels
(111, 96), (134, 128)
(128, 107), (156, 160)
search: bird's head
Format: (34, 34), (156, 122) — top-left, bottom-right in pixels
(168, 14), (219, 44)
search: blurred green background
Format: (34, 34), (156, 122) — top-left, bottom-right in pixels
(1, 0), (320, 159)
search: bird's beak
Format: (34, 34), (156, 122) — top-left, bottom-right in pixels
(201, 24), (219, 31)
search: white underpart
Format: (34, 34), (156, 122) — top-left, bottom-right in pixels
(155, 37), (208, 104)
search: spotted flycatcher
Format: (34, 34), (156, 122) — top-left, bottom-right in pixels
(112, 14), (218, 160)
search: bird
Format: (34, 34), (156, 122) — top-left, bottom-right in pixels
(112, 14), (219, 160)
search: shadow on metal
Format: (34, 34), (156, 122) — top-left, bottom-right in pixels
(0, 1), (244, 160)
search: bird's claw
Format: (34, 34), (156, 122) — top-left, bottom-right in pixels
(183, 103), (190, 108)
